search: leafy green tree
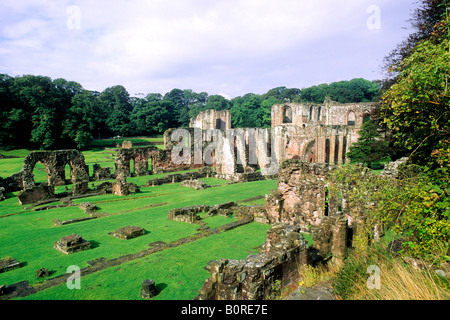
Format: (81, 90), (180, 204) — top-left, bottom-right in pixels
(260, 96), (278, 127)
(130, 96), (174, 135)
(383, 0), (449, 85)
(301, 84), (328, 103)
(61, 90), (99, 149)
(204, 94), (231, 111)
(347, 119), (390, 168)
(11, 75), (62, 149)
(380, 18), (450, 168)
(98, 85), (133, 137)
(0, 74), (30, 149)
(163, 88), (187, 128)
(231, 94), (262, 128)
(187, 91), (208, 121)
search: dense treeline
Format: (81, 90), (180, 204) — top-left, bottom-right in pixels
(0, 75), (380, 150)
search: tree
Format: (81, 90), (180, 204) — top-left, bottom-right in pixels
(204, 94), (231, 111)
(382, 0), (448, 85)
(380, 17), (450, 168)
(300, 84), (327, 103)
(163, 88), (187, 128)
(61, 90), (98, 149)
(347, 119), (390, 169)
(230, 94), (263, 128)
(11, 75), (62, 149)
(0, 74), (30, 149)
(98, 85), (133, 137)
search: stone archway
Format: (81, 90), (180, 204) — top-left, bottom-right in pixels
(302, 140), (316, 163)
(21, 150), (89, 194)
(115, 146), (161, 177)
(285, 138), (300, 160)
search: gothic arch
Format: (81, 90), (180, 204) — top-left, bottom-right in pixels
(302, 139), (316, 163)
(347, 111), (356, 126)
(21, 150), (89, 194)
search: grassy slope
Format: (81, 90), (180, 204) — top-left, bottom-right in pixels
(22, 223), (270, 300)
(0, 148), (277, 300)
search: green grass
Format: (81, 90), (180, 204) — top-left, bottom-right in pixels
(0, 158), (24, 178)
(90, 137), (164, 149)
(0, 148), (277, 300)
(0, 149), (33, 158)
(20, 222), (269, 300)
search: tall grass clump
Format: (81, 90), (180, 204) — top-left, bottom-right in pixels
(332, 246), (450, 300)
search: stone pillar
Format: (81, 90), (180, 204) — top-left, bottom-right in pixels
(329, 136), (336, 165)
(337, 136), (344, 165)
(317, 136), (326, 163)
(331, 217), (348, 264)
(140, 279), (158, 299)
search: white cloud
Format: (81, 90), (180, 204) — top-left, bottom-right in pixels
(0, 0), (417, 97)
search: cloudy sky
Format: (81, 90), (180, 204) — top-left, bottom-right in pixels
(0, 0), (418, 98)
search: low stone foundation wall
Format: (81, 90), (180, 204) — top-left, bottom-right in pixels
(167, 202), (236, 223)
(215, 171), (275, 183)
(146, 171), (210, 187)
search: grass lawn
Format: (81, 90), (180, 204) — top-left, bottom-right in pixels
(20, 222), (270, 300)
(0, 149), (277, 300)
(90, 137), (164, 149)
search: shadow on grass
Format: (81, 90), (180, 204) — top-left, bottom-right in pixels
(89, 240), (101, 249)
(156, 283), (168, 294)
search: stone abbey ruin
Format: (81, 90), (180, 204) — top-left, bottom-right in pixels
(0, 101), (389, 300)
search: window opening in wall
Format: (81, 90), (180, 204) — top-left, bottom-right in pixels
(130, 159), (135, 175)
(363, 113), (371, 124)
(282, 106), (292, 124)
(325, 139), (330, 164)
(324, 187), (329, 217)
(317, 107), (321, 121)
(347, 111), (356, 126)
(216, 118), (225, 129)
(346, 227), (354, 248)
(64, 164), (71, 185)
(32, 161), (48, 186)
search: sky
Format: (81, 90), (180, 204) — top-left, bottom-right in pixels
(0, 0), (419, 99)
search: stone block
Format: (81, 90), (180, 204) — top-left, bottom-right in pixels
(140, 279), (158, 299)
(109, 226), (145, 240)
(0, 258), (21, 273)
(17, 184), (55, 205)
(54, 234), (91, 254)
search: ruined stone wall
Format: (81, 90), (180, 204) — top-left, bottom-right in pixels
(212, 128), (274, 176)
(189, 109), (231, 130)
(262, 160), (373, 262)
(263, 161), (334, 229)
(115, 146), (191, 177)
(0, 171), (24, 193)
(20, 150), (89, 196)
(271, 102), (377, 128)
(270, 102), (379, 166)
(195, 223), (309, 300)
(163, 102), (379, 177)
